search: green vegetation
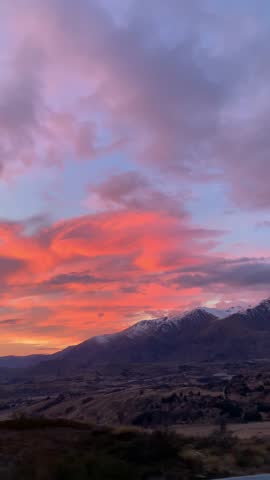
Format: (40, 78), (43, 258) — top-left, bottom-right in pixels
(0, 417), (270, 479)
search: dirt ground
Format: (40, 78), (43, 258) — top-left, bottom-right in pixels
(173, 421), (270, 439)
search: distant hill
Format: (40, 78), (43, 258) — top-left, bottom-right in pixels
(0, 354), (50, 369)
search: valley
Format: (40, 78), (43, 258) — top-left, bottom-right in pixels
(1, 360), (270, 434)
(1, 299), (270, 478)
(0, 299), (270, 437)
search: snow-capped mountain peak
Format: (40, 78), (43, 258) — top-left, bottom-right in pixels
(29, 296), (270, 371)
(258, 297), (270, 311)
(90, 301), (266, 344)
(122, 308), (215, 339)
(123, 317), (170, 338)
(201, 305), (246, 319)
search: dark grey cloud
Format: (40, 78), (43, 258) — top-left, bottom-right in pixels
(0, 318), (21, 326)
(0, 256), (26, 279)
(175, 258), (270, 288)
(90, 171), (187, 218)
(46, 272), (106, 286)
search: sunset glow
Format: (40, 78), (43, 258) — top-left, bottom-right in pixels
(0, 0), (270, 354)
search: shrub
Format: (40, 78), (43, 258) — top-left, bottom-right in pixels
(243, 410), (262, 422)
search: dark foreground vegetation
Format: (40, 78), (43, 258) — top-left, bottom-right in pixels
(0, 417), (270, 479)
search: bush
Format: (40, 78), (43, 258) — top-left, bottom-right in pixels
(243, 410), (262, 422)
(86, 455), (134, 480)
(2, 417), (270, 480)
(179, 448), (205, 472)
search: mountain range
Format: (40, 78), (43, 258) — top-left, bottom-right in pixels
(1, 298), (270, 372)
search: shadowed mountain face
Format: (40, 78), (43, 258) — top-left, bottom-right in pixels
(199, 299), (270, 362)
(30, 298), (270, 373)
(2, 299), (270, 372)
(32, 309), (217, 373)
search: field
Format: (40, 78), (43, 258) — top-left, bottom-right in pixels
(1, 360), (270, 430)
(1, 362), (270, 478)
(0, 417), (270, 479)
(173, 421), (270, 439)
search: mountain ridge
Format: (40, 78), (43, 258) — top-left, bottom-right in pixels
(1, 298), (270, 371)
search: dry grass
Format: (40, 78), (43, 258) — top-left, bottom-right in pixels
(0, 416), (270, 479)
(173, 420), (270, 439)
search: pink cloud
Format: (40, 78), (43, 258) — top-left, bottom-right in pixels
(1, 0), (269, 209)
(87, 171), (187, 218)
(0, 202), (267, 354)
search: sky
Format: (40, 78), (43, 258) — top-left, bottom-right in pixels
(0, 0), (270, 355)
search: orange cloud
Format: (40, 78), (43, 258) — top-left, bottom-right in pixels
(0, 206), (223, 353)
(0, 204), (268, 355)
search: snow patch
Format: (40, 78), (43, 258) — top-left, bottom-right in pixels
(201, 306), (246, 319)
(124, 318), (166, 338)
(94, 334), (113, 345)
(259, 298), (270, 311)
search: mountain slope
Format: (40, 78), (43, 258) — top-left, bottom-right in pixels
(32, 308), (217, 373)
(4, 298), (270, 372)
(198, 298), (270, 361)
